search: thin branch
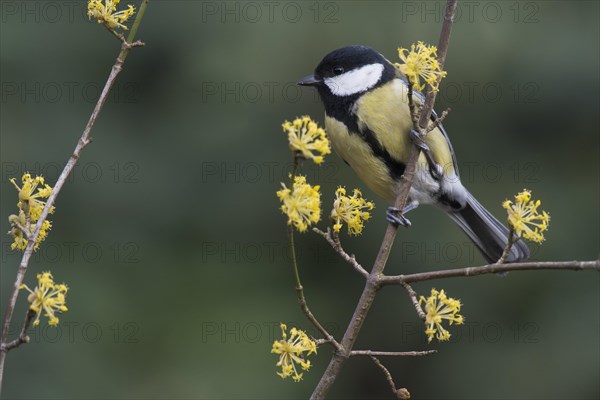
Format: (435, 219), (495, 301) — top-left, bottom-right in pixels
(310, 1), (458, 397)
(417, 1), (456, 131)
(426, 108), (451, 134)
(289, 226), (342, 352)
(0, 2), (150, 394)
(381, 260), (600, 286)
(369, 356), (411, 400)
(11, 222), (30, 240)
(0, 311), (34, 353)
(352, 350), (437, 357)
(313, 228), (369, 278)
(287, 164), (342, 353)
(294, 279), (343, 353)
(400, 282), (426, 320)
(407, 85), (420, 127)
(497, 228), (516, 264)
(370, 356), (399, 397)
(314, 338), (332, 347)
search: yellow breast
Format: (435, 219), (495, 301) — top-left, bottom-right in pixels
(324, 79), (457, 203)
(324, 115), (399, 202)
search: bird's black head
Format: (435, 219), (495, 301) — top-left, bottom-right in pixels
(298, 46), (396, 108)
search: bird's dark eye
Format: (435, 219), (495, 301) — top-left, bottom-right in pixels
(333, 66), (344, 76)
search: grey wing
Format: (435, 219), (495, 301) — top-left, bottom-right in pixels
(431, 109), (460, 178)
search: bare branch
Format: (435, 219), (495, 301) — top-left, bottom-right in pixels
(497, 228), (516, 264)
(352, 350), (437, 357)
(11, 222), (30, 240)
(400, 282), (426, 320)
(295, 283), (343, 353)
(426, 108), (451, 133)
(369, 356), (411, 399)
(370, 356), (399, 397)
(0, 311), (34, 353)
(286, 191), (342, 353)
(313, 228), (369, 278)
(314, 338), (332, 347)
(381, 260), (600, 286)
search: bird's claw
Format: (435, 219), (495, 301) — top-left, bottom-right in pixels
(386, 207), (412, 228)
(409, 129), (443, 179)
(386, 201), (419, 227)
(409, 129), (429, 151)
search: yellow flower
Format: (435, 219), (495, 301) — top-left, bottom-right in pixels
(271, 323), (317, 382)
(7, 211), (52, 251)
(396, 41), (447, 92)
(10, 173), (54, 221)
(419, 288), (464, 343)
(503, 189), (550, 243)
(283, 116), (331, 164)
(277, 176), (321, 232)
(331, 187), (375, 235)
(20, 272), (68, 327)
(88, 0), (136, 30)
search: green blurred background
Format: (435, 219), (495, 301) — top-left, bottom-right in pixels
(1, 0), (598, 398)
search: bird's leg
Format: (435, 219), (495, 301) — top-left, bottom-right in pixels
(386, 201), (419, 227)
(409, 129), (443, 179)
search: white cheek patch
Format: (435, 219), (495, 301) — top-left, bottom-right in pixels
(324, 63), (384, 97)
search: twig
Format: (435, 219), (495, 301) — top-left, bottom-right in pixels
(314, 338), (332, 347)
(400, 282), (426, 320)
(0, 311), (34, 353)
(406, 85), (420, 127)
(352, 350), (437, 357)
(497, 228), (516, 264)
(313, 228), (369, 278)
(380, 260), (600, 286)
(105, 27), (145, 48)
(0, 1), (150, 394)
(287, 164), (342, 353)
(287, 198), (342, 353)
(11, 222), (30, 240)
(369, 356), (411, 400)
(293, 278), (343, 353)
(310, 1), (458, 397)
(426, 108), (451, 134)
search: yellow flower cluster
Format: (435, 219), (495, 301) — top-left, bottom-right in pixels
(331, 187), (375, 235)
(283, 116), (331, 164)
(419, 288), (464, 343)
(271, 323), (317, 382)
(396, 41), (447, 92)
(7, 212), (51, 251)
(20, 272), (68, 327)
(503, 189), (550, 243)
(277, 176), (321, 233)
(88, 0), (136, 30)
(10, 173), (54, 221)
(8, 173), (54, 251)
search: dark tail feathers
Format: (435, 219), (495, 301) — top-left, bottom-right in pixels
(446, 192), (529, 264)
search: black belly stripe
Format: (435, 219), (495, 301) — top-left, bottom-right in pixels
(357, 126), (406, 181)
(325, 105), (406, 182)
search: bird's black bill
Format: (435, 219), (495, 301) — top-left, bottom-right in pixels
(297, 75), (322, 86)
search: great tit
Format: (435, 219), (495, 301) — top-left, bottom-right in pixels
(298, 45), (529, 263)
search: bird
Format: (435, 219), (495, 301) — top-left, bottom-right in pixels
(297, 45), (529, 263)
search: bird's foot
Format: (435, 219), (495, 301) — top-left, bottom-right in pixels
(386, 201), (419, 228)
(409, 129), (443, 179)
